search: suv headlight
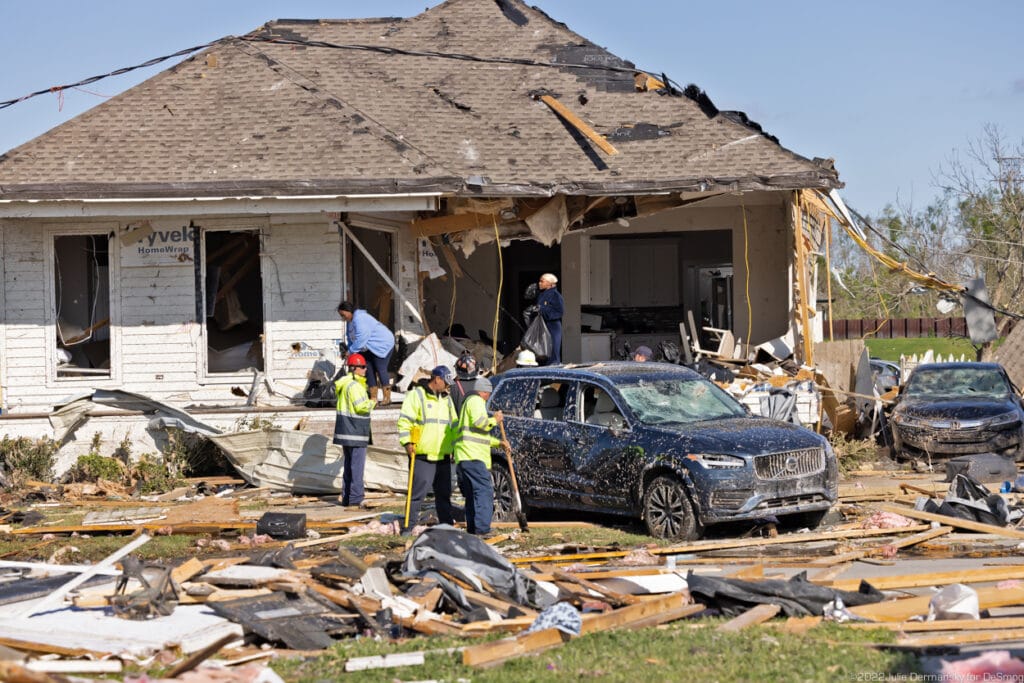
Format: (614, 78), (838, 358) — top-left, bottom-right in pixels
(989, 411), (1023, 427)
(687, 453), (746, 469)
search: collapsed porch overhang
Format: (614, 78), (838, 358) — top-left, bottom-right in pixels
(0, 192), (441, 219)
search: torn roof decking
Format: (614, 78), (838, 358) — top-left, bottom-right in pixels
(0, 0), (840, 200)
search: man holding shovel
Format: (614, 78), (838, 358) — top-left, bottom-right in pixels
(453, 378), (510, 536)
(397, 366), (458, 535)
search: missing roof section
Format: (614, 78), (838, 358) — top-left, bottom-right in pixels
(682, 83), (780, 145)
(546, 44), (637, 93)
(607, 122), (683, 142)
(494, 0), (529, 26)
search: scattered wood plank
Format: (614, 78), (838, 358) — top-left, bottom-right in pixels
(462, 627), (570, 667)
(717, 604), (781, 632)
(345, 652), (425, 672)
(166, 633), (239, 678)
(725, 564), (764, 580)
(846, 617), (1024, 632)
(170, 557), (206, 584)
(824, 564), (1024, 592)
(848, 584), (1024, 622)
(898, 628), (1024, 648)
(461, 593), (698, 667)
(542, 565), (640, 606)
(510, 525), (931, 565)
(876, 503), (1024, 540)
(807, 526), (953, 566)
(461, 588), (539, 618)
(538, 95), (619, 156)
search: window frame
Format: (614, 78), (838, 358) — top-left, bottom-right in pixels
(195, 218), (271, 385)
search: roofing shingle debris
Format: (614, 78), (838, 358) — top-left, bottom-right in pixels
(0, 0), (840, 201)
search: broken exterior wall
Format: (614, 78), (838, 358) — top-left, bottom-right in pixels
(0, 215), (343, 414)
(561, 193), (790, 363)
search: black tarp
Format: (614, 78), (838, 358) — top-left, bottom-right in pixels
(685, 571), (885, 618)
(401, 525), (555, 610)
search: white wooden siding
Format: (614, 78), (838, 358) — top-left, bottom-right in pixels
(0, 215), (350, 414)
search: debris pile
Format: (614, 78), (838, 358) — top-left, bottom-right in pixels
(3, 468), (1024, 677)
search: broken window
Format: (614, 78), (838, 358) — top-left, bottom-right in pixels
(203, 230), (264, 374)
(533, 382), (568, 421)
(54, 234), (111, 378)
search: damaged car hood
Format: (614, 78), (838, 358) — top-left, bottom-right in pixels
(896, 398), (1021, 422)
(645, 417), (825, 457)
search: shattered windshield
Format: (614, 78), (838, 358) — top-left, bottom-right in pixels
(618, 378), (747, 425)
(904, 366), (1012, 400)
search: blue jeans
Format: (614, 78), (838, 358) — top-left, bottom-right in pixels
(457, 460), (494, 535)
(544, 319), (562, 365)
(363, 347), (393, 389)
(342, 446), (366, 506)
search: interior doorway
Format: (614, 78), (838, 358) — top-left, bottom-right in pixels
(203, 229), (264, 374)
(346, 227), (394, 328)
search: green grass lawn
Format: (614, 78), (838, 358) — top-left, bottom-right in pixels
(271, 622), (919, 683)
(864, 336), (980, 361)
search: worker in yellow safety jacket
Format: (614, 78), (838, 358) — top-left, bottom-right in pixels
(397, 365), (457, 533)
(453, 377), (508, 536)
(333, 353), (376, 508)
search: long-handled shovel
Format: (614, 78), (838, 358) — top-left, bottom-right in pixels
(403, 426), (421, 530)
(498, 421), (529, 532)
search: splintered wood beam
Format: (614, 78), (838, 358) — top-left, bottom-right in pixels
(539, 94), (619, 156)
(410, 212), (499, 238)
(875, 503), (1024, 540)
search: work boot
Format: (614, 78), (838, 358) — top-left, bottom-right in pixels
(382, 386), (392, 406)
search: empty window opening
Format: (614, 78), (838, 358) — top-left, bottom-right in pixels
(204, 230), (264, 373)
(345, 227), (393, 328)
(54, 234), (111, 378)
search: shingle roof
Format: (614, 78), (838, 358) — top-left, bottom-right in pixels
(0, 0), (841, 200)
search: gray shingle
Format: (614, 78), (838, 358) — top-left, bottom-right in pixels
(0, 0), (840, 199)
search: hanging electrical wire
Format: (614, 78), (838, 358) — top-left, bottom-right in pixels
(0, 40), (223, 110)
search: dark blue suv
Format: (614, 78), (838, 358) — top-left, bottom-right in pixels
(488, 363), (838, 540)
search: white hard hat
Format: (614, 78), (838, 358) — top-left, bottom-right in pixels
(516, 349), (538, 366)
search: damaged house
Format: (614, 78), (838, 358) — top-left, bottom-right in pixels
(0, 0), (841, 467)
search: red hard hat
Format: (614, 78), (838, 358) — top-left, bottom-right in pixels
(347, 353), (367, 368)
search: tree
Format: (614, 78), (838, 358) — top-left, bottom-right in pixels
(824, 125), (1024, 355)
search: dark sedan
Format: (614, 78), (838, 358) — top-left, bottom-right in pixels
(891, 362), (1024, 461)
(487, 363), (838, 540)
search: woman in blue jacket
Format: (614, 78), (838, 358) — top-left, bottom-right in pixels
(337, 301), (396, 403)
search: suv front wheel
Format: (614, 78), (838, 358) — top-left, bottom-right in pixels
(642, 475), (701, 541)
(491, 462), (520, 522)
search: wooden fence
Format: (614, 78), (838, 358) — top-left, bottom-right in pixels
(824, 317), (968, 340)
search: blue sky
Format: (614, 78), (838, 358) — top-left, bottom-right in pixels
(1, 1), (1021, 217)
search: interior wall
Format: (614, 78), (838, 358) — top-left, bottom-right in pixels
(583, 193), (789, 345)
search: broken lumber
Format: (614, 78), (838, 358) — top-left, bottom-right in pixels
(807, 526), (952, 566)
(875, 503), (1024, 539)
(461, 592), (699, 667)
(12, 533), (151, 618)
(538, 95), (619, 156)
(898, 629), (1024, 648)
(717, 604), (781, 632)
(823, 564), (1024, 592)
(848, 584), (1024, 622)
(846, 617), (1024, 633)
(345, 652), (426, 672)
(510, 524), (931, 565)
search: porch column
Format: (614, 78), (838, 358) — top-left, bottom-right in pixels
(560, 231), (583, 363)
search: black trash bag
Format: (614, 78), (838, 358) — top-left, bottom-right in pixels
(686, 571), (885, 618)
(522, 304), (539, 329)
(924, 473), (1016, 526)
(521, 314), (553, 362)
(658, 340), (681, 364)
